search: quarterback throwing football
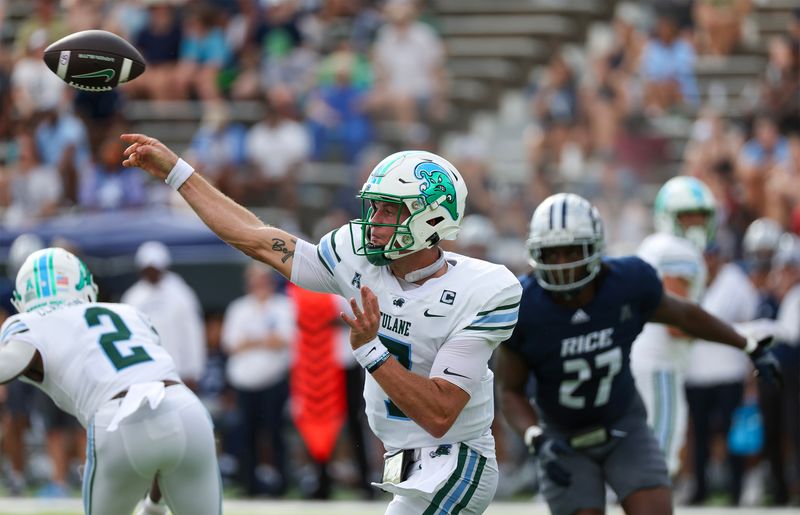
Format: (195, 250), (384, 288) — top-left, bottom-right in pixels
(122, 133), (521, 514)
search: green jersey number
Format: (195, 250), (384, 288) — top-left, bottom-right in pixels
(379, 335), (411, 419)
(84, 307), (153, 371)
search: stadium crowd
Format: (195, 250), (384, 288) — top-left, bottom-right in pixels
(0, 0), (798, 508)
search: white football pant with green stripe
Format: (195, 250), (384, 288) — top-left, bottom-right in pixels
(83, 384), (222, 515)
(633, 368), (688, 476)
(384, 446), (498, 515)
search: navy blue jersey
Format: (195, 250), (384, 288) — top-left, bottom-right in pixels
(504, 256), (663, 430)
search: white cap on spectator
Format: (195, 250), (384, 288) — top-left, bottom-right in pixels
(135, 241), (171, 270)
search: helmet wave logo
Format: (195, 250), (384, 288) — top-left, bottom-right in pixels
(413, 162), (459, 221)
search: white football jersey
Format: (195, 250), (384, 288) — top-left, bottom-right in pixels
(291, 225), (522, 456)
(631, 232), (707, 371)
(0, 302), (179, 427)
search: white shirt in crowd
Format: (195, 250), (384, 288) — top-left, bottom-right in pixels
(245, 120), (310, 180)
(221, 292), (296, 391)
(685, 263), (758, 386)
(374, 21), (444, 99)
(121, 272), (206, 382)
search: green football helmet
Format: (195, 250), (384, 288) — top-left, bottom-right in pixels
(12, 248), (98, 313)
(349, 151), (467, 266)
(653, 176), (717, 250)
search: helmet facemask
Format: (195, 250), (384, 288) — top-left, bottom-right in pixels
(526, 193), (605, 294)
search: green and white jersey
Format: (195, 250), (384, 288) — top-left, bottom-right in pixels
(291, 225), (522, 456)
(0, 302), (179, 428)
(631, 232), (708, 371)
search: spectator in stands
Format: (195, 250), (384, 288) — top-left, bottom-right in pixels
(609, 2), (646, 76)
(222, 263), (295, 497)
(127, 0), (183, 101)
(524, 53), (582, 172)
(122, 241), (207, 391)
(33, 103), (91, 205)
(0, 132), (62, 228)
(693, 0), (752, 56)
(78, 136), (147, 211)
(257, 0), (317, 98)
(10, 28), (66, 121)
(640, 11), (699, 114)
(759, 36), (799, 130)
(13, 0), (67, 59)
(244, 85), (310, 208)
(307, 46), (373, 163)
(685, 240), (757, 505)
(736, 115), (790, 217)
(765, 134), (800, 230)
(447, 135), (495, 217)
(582, 45), (631, 156)
(185, 101), (248, 202)
(372, 0), (446, 143)
(177, 2), (231, 101)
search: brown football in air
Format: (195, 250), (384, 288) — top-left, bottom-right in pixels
(43, 29), (146, 92)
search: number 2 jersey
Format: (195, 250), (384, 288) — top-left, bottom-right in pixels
(291, 226), (522, 456)
(0, 302), (179, 428)
(503, 257), (664, 430)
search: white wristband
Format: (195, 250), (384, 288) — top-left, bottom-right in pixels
(524, 425), (543, 449)
(744, 336), (758, 355)
(352, 338), (389, 369)
(165, 158), (194, 190)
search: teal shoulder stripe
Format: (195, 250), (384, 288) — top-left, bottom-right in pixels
(330, 229), (341, 263)
(464, 323), (517, 331)
(451, 455), (488, 515)
(316, 246), (334, 276)
(476, 300), (521, 316)
(422, 445), (469, 515)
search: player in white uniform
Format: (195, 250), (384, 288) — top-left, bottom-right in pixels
(122, 133), (522, 514)
(0, 248), (221, 515)
(631, 176), (716, 475)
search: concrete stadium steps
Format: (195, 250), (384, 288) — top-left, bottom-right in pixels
(433, 0), (608, 18)
(439, 15), (577, 38)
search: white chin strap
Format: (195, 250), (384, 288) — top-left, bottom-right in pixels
(403, 249), (446, 283)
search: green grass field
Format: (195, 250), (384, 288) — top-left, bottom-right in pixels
(1, 499), (799, 515)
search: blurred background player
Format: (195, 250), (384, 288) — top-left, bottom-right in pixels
(122, 241), (206, 391)
(631, 176), (717, 477)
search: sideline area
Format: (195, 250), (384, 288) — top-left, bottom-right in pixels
(0, 499), (798, 515)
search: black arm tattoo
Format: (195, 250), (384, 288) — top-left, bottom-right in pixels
(271, 238), (296, 263)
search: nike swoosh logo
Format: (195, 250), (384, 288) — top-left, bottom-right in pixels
(398, 178), (413, 184)
(424, 309), (445, 318)
(72, 68), (116, 83)
(443, 367), (470, 379)
(366, 346), (377, 356)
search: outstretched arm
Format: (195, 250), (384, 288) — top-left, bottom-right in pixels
(120, 134), (299, 279)
(649, 290), (747, 349)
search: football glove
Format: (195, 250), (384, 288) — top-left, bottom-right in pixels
(746, 336), (782, 389)
(525, 425), (573, 487)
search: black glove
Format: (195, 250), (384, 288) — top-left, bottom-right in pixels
(746, 336), (782, 388)
(525, 425), (573, 487)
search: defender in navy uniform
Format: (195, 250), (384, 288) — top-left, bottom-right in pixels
(497, 193), (779, 515)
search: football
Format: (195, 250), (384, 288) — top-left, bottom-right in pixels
(43, 29), (146, 92)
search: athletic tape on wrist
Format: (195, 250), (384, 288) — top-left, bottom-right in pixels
(165, 158), (194, 190)
(353, 339), (389, 369)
